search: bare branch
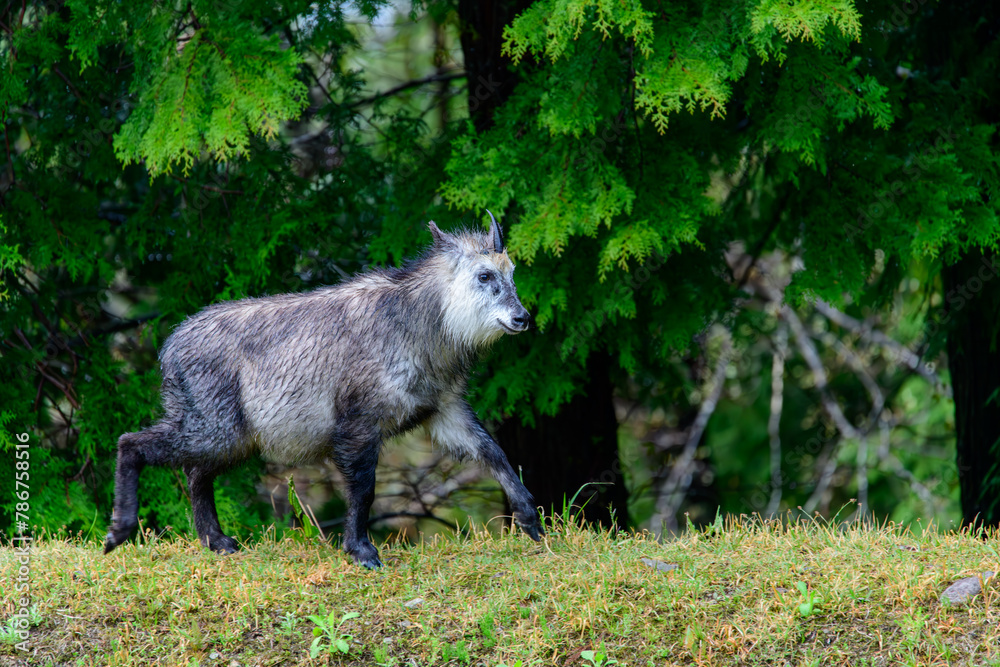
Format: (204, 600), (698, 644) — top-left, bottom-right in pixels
(827, 337), (885, 522)
(766, 324), (787, 516)
(803, 438), (842, 515)
(783, 305), (861, 440)
(346, 71), (466, 110)
(830, 338), (885, 428)
(652, 329), (733, 534)
(814, 299), (949, 396)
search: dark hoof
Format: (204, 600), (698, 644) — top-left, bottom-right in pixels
(345, 540), (382, 569)
(204, 535), (239, 554)
(514, 511), (544, 542)
(359, 555), (383, 569)
(104, 524), (136, 554)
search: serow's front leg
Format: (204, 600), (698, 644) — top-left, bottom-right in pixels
(428, 401), (544, 541)
(330, 434), (383, 568)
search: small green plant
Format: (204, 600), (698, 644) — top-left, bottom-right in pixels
(288, 477), (322, 541)
(307, 607), (360, 658)
(897, 608), (929, 647)
(796, 581), (824, 617)
(705, 507), (724, 537)
(218, 624), (242, 646)
(277, 611), (300, 637)
(373, 644), (397, 666)
(28, 605), (42, 626)
(0, 619), (19, 645)
(442, 640), (471, 663)
(683, 623), (706, 650)
(173, 617), (207, 651)
(581, 649), (619, 667)
(0, 605), (42, 645)
(558, 482), (607, 524)
(479, 612), (497, 648)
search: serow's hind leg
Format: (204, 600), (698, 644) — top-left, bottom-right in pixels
(332, 435), (382, 568)
(105, 432), (147, 553)
(184, 464), (239, 554)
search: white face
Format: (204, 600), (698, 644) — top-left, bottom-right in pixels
(442, 255), (530, 347)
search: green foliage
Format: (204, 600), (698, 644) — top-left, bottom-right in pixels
(0, 218), (24, 302)
(439, 0), (998, 436)
(65, 0), (327, 175)
(581, 648), (619, 667)
(795, 581), (825, 617)
(287, 476), (320, 541)
(503, 0), (654, 65)
(0, 605), (41, 645)
(3, 0), (999, 536)
(749, 0), (862, 59)
(307, 608), (360, 658)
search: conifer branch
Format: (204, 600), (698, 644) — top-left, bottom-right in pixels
(346, 72), (466, 110)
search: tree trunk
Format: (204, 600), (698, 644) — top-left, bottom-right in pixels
(944, 248), (1000, 528)
(457, 2), (628, 528)
(457, 0), (530, 133)
(496, 354), (628, 527)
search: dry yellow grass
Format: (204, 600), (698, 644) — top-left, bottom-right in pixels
(1, 514), (999, 666)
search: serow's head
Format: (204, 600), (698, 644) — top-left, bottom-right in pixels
(430, 210), (530, 347)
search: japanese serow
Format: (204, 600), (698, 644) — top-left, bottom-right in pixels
(104, 212), (543, 568)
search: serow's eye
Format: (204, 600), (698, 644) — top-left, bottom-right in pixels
(478, 272), (493, 284)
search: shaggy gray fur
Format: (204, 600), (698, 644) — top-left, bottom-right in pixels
(105, 216), (542, 568)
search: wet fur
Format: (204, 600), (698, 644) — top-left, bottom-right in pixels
(104, 221), (542, 568)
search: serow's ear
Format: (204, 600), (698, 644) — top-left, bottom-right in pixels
(429, 221), (451, 247)
(486, 209), (504, 253)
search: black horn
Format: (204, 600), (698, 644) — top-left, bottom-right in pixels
(486, 209), (504, 253)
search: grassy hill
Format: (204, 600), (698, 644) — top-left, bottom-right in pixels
(1, 515), (999, 666)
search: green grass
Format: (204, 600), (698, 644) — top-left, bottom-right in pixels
(2, 514), (999, 666)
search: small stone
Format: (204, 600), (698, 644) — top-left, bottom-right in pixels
(398, 620), (412, 628)
(641, 558), (679, 573)
(404, 597), (424, 608)
(941, 571), (995, 604)
(209, 652), (220, 660)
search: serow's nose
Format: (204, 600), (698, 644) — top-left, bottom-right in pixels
(512, 308), (530, 331)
